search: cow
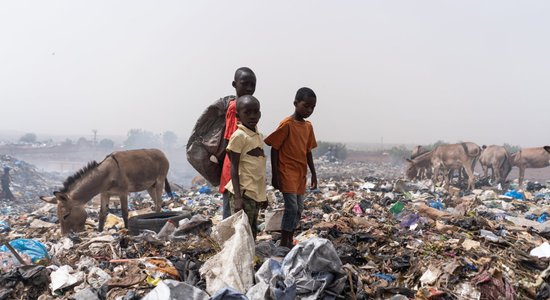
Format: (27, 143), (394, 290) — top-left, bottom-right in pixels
(40, 149), (172, 234)
(479, 145), (512, 186)
(511, 146), (550, 187)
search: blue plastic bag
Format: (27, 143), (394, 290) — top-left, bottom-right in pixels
(428, 199), (445, 210)
(504, 190), (525, 200)
(372, 273), (396, 282)
(0, 238), (50, 264)
(199, 186), (211, 194)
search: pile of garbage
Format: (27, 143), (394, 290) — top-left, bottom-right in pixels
(2, 159), (550, 299)
(0, 155), (61, 215)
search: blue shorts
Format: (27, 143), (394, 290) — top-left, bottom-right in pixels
(281, 193), (304, 232)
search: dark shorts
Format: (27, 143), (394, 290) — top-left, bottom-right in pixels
(228, 193), (261, 239)
(281, 193), (304, 232)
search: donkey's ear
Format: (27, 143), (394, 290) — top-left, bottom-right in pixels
(406, 158), (413, 163)
(53, 191), (69, 202)
(544, 146), (550, 154)
(40, 196), (58, 204)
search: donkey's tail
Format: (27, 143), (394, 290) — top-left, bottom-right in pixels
(164, 178), (173, 198)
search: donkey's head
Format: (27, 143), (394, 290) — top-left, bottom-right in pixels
(40, 192), (87, 234)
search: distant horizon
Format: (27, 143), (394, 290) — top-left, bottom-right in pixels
(0, 129), (545, 151)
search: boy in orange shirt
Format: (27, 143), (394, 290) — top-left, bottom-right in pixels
(264, 87), (318, 248)
(220, 67), (257, 219)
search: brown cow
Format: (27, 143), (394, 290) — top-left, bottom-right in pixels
(479, 145), (512, 185)
(40, 149), (171, 234)
(511, 147), (550, 187)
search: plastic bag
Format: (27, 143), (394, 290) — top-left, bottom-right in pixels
(0, 238), (50, 264)
(200, 210), (255, 294)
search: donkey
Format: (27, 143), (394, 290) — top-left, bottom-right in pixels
(40, 148), (172, 234)
(406, 149), (433, 181)
(479, 145), (512, 185)
(511, 146), (550, 187)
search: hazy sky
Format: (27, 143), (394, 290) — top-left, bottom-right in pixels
(1, 1), (549, 147)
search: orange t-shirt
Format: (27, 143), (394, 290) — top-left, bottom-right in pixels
(219, 98), (237, 193)
(264, 116), (317, 194)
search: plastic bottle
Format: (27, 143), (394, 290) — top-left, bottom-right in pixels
(157, 220), (177, 239)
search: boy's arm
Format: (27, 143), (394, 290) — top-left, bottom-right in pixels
(228, 151), (244, 211)
(307, 151), (317, 189)
(270, 148), (282, 191)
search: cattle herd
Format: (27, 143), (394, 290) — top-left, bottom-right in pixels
(405, 143), (550, 190)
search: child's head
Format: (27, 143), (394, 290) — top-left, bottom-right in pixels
(294, 87), (316, 120)
(232, 67), (256, 97)
(236, 95), (261, 131)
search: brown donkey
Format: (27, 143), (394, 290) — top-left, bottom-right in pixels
(512, 146), (550, 187)
(40, 149), (171, 234)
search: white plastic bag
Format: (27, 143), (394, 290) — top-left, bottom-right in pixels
(200, 210), (255, 294)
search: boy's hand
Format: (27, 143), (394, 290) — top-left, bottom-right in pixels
(234, 197), (244, 212)
(310, 174), (318, 190)
(272, 176), (282, 191)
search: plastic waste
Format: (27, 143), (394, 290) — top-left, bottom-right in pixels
(530, 242), (550, 258)
(0, 220), (10, 233)
(142, 279), (209, 300)
(49, 265), (85, 294)
(200, 210), (255, 294)
(480, 229), (499, 242)
(390, 202), (404, 215)
(352, 203), (363, 215)
(199, 185), (211, 194)
(157, 220), (177, 239)
(428, 199), (445, 210)
(538, 213), (549, 223)
(0, 251), (32, 272)
(373, 273), (396, 282)
(399, 213), (421, 228)
(503, 190), (525, 200)
(0, 238), (50, 264)
(247, 238), (345, 299)
(210, 287), (249, 300)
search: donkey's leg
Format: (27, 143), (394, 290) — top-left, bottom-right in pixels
(147, 180), (164, 212)
(518, 166), (525, 188)
(98, 193), (110, 232)
(120, 193), (129, 229)
(463, 165), (475, 191)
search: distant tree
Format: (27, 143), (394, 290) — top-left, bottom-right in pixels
(162, 131), (178, 149)
(313, 141), (348, 161)
(99, 138), (115, 150)
(124, 129), (161, 149)
(76, 137), (92, 148)
(61, 138), (73, 148)
(503, 143), (521, 154)
(426, 140), (446, 151)
(388, 145), (411, 160)
(19, 133), (37, 143)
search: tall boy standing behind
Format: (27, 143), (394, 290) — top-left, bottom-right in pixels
(220, 67), (257, 219)
(265, 87), (318, 248)
(225, 95), (267, 239)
